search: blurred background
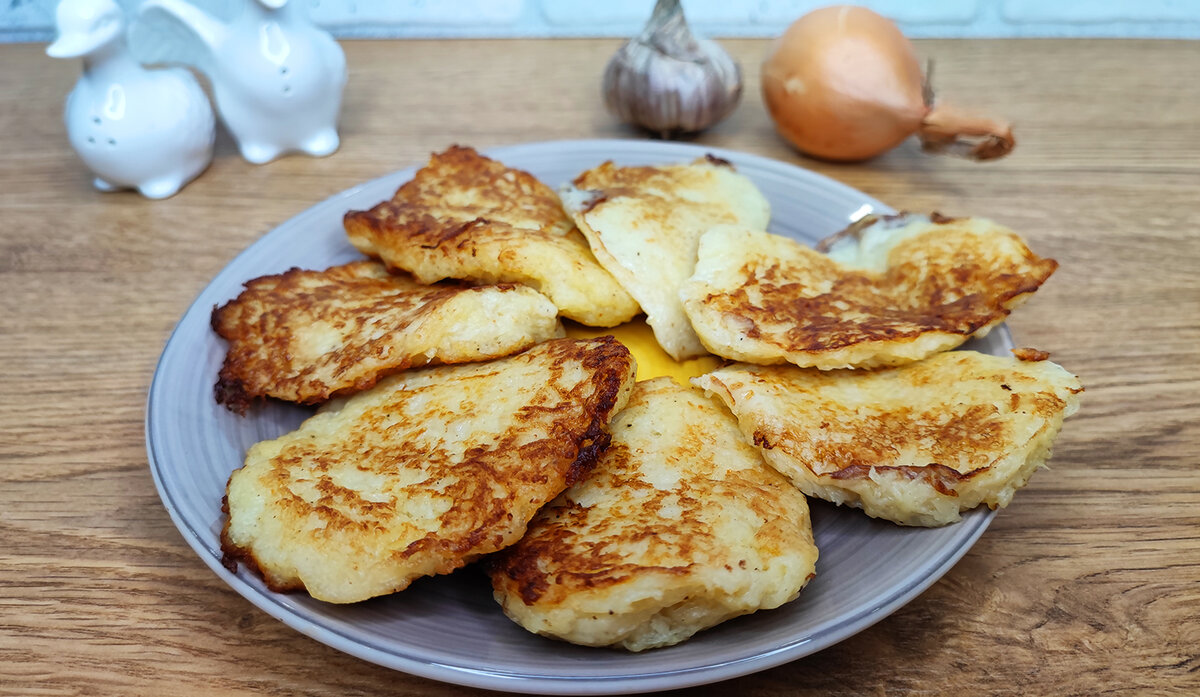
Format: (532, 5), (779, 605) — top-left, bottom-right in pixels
(5, 0), (1200, 41)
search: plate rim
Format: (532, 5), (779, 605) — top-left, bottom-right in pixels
(145, 138), (1001, 695)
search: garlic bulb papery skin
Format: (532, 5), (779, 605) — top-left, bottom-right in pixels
(603, 0), (743, 137)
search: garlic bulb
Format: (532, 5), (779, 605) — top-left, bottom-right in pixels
(603, 0), (742, 137)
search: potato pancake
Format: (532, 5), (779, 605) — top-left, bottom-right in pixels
(211, 260), (561, 413)
(343, 146), (639, 327)
(560, 156), (770, 360)
(488, 378), (817, 651)
(681, 215), (1057, 369)
(221, 337), (637, 603)
(693, 351), (1082, 526)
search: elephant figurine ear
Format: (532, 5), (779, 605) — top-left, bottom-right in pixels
(127, 0), (238, 78)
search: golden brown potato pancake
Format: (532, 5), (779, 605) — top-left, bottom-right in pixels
(681, 215), (1057, 369)
(694, 350), (1082, 526)
(560, 156), (771, 360)
(221, 337), (637, 603)
(212, 260), (561, 413)
(488, 378), (817, 651)
(343, 146), (639, 327)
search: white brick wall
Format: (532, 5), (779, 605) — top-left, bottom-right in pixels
(7, 0), (1200, 42)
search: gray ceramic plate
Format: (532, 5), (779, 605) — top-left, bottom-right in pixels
(146, 140), (1009, 695)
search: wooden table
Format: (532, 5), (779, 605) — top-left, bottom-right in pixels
(2, 37), (1197, 696)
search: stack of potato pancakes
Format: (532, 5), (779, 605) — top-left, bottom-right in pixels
(212, 146), (1081, 651)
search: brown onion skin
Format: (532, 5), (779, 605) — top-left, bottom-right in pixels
(762, 6), (929, 162)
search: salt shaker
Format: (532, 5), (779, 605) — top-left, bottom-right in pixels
(49, 0), (215, 199)
(137, 0), (348, 164)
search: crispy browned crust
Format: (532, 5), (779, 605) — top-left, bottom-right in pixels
(570, 159), (717, 213)
(791, 368), (1055, 495)
(486, 440), (698, 606)
(710, 264), (1054, 352)
(1013, 347), (1052, 361)
(342, 146), (640, 327)
(343, 145), (574, 269)
(705, 354), (1082, 497)
(711, 218), (1057, 356)
(380, 336), (636, 568)
(211, 260), (543, 414)
(219, 337), (637, 600)
(222, 335), (643, 597)
(487, 380), (812, 609)
(218, 496), (304, 593)
(751, 399), (1031, 486)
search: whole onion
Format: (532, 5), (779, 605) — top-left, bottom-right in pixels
(761, 6), (1014, 162)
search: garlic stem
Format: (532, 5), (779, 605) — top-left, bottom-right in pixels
(642, 0), (697, 58)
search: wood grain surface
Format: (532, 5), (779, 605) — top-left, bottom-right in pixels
(2, 37), (1198, 696)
